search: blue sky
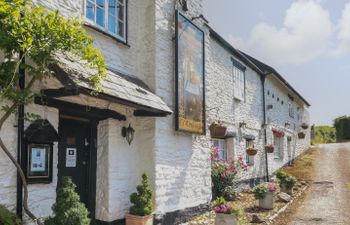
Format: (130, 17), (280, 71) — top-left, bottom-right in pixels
(203, 0), (350, 126)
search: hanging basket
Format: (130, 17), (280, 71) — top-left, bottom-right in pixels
(301, 123), (309, 130)
(265, 145), (274, 153)
(298, 132), (306, 139)
(209, 122), (227, 138)
(246, 147), (258, 156)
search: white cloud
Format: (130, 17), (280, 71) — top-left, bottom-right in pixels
(333, 1), (350, 56)
(229, 0), (333, 65)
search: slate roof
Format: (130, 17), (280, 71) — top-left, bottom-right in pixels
(50, 53), (172, 115)
(208, 27), (311, 107)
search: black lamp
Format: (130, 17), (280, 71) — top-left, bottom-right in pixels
(179, 0), (188, 11)
(122, 124), (135, 145)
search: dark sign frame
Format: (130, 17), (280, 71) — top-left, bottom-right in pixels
(175, 10), (206, 134)
(26, 143), (53, 184)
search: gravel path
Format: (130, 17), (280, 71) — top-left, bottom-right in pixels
(277, 143), (350, 225)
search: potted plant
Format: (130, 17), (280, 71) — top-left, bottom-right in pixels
(209, 121), (227, 138)
(298, 132), (306, 139)
(246, 145), (258, 156)
(301, 123), (309, 129)
(126, 174), (154, 225)
(276, 171), (297, 195)
(213, 197), (240, 225)
(265, 144), (274, 153)
(272, 128), (285, 138)
(253, 182), (277, 210)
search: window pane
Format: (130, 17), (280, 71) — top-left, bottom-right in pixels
(96, 0), (105, 27)
(86, 0), (95, 21)
(108, 0), (116, 16)
(108, 15), (116, 33)
(118, 20), (124, 37)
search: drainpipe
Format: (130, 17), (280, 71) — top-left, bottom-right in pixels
(16, 52), (25, 219)
(261, 75), (269, 182)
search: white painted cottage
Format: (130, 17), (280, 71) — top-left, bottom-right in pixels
(0, 0), (310, 225)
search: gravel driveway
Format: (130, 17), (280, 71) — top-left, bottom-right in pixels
(281, 143), (350, 225)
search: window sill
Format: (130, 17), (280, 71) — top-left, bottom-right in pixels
(84, 23), (130, 47)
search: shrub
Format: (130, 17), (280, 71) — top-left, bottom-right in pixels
(211, 146), (248, 199)
(45, 177), (90, 225)
(222, 186), (238, 201)
(129, 173), (154, 216)
(0, 205), (21, 225)
(277, 170), (297, 189)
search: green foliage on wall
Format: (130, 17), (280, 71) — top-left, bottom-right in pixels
(312, 126), (336, 144)
(45, 177), (90, 225)
(0, 205), (22, 225)
(334, 116), (350, 142)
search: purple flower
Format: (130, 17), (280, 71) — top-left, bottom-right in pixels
(267, 182), (277, 192)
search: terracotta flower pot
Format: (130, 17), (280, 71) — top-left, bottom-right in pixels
(126, 214), (153, 225)
(215, 213), (237, 225)
(246, 148), (258, 156)
(209, 122), (227, 138)
(265, 146), (274, 153)
(258, 192), (274, 210)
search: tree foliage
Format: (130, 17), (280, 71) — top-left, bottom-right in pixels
(333, 116), (350, 142)
(129, 174), (154, 216)
(45, 177), (90, 225)
(0, 0), (107, 113)
(0, 205), (22, 225)
(312, 126), (336, 144)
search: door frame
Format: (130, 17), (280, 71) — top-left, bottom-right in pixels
(58, 111), (98, 224)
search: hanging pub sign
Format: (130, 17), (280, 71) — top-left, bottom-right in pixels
(24, 119), (58, 184)
(175, 11), (205, 134)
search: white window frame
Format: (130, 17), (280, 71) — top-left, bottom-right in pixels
(288, 102), (295, 118)
(273, 135), (284, 159)
(84, 0), (127, 42)
(233, 66), (245, 101)
(211, 139), (226, 161)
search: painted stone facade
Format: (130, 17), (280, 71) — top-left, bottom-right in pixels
(0, 0), (310, 224)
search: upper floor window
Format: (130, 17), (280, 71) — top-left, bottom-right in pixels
(231, 57), (246, 101)
(85, 0), (126, 41)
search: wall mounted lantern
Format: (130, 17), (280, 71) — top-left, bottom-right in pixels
(267, 104), (273, 110)
(122, 124), (135, 145)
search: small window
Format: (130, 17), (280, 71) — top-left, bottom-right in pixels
(231, 59), (246, 101)
(277, 97), (280, 102)
(85, 0), (127, 41)
(211, 139), (226, 160)
(273, 135), (283, 159)
(289, 103), (295, 118)
(272, 94), (275, 98)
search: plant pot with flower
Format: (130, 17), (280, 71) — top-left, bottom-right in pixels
(265, 144), (274, 153)
(209, 121), (227, 138)
(246, 146), (258, 156)
(276, 171), (297, 195)
(126, 174), (154, 225)
(213, 197), (240, 225)
(253, 182), (277, 209)
(298, 132), (306, 139)
(272, 128), (285, 138)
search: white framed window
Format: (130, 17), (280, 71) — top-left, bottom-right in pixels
(288, 103), (295, 118)
(85, 0), (127, 41)
(233, 66), (245, 101)
(273, 135), (284, 159)
(211, 139), (226, 160)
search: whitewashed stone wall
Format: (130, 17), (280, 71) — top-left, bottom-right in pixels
(152, 0), (213, 215)
(206, 38), (266, 181)
(265, 76), (311, 174)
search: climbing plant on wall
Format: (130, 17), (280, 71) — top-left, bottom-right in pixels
(0, 1), (107, 224)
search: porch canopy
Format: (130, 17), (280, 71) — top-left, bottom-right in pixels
(35, 53), (172, 120)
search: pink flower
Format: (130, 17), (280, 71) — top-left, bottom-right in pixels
(267, 182), (277, 192)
